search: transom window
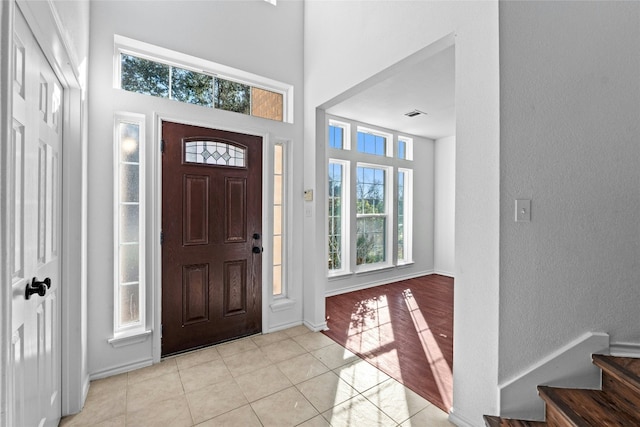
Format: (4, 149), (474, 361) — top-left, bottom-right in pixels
(184, 140), (246, 167)
(115, 36), (292, 122)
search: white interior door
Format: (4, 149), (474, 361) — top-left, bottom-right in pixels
(10, 6), (63, 427)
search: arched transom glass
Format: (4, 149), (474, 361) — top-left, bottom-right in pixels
(184, 140), (246, 167)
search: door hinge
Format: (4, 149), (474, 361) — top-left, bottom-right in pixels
(160, 231), (164, 245)
(160, 139), (165, 153)
(161, 324), (163, 338)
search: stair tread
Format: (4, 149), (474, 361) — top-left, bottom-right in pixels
(484, 415), (546, 427)
(593, 354), (640, 382)
(538, 386), (640, 426)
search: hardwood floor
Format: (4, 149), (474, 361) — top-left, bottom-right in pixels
(323, 274), (453, 412)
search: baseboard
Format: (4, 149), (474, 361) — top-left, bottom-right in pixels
(448, 407), (476, 427)
(325, 269), (435, 297)
(434, 269), (454, 278)
(89, 358), (154, 381)
(498, 331), (609, 421)
(303, 319), (328, 332)
(267, 320), (304, 333)
(610, 341), (640, 358)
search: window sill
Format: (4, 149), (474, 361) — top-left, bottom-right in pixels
(328, 271), (354, 280)
(108, 329), (152, 348)
(396, 261), (415, 269)
(355, 264), (395, 276)
(270, 298), (296, 312)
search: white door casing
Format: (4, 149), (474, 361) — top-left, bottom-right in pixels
(9, 7), (62, 427)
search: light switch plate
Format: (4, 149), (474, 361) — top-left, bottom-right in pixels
(515, 199), (531, 222)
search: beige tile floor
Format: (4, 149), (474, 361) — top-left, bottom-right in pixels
(60, 325), (452, 426)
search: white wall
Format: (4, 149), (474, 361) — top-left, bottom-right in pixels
(324, 115), (435, 297)
(304, 2), (500, 425)
(434, 136), (455, 277)
(499, 0), (640, 386)
(87, 0), (304, 377)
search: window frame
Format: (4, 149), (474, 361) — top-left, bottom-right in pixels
(328, 159), (350, 276)
(328, 119), (351, 151)
(397, 168), (413, 264)
(113, 112), (146, 337)
(356, 126), (393, 157)
(327, 116), (413, 277)
(355, 163), (393, 271)
(114, 35), (294, 123)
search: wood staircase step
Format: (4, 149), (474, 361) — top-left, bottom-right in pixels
(538, 385), (640, 427)
(484, 415), (547, 427)
(592, 354), (640, 395)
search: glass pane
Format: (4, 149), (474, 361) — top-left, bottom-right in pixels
(329, 125), (343, 149)
(121, 54), (169, 98)
(273, 265), (282, 295)
(356, 166), (385, 214)
(356, 217), (386, 265)
(251, 87), (283, 121)
(398, 140), (406, 159)
(120, 283), (140, 325)
(274, 175), (282, 205)
(398, 172), (405, 261)
(120, 164), (139, 202)
(184, 140), (246, 167)
(273, 235), (282, 265)
(328, 163), (343, 270)
(120, 204), (139, 244)
(274, 144), (283, 175)
(171, 67), (213, 107)
(214, 78), (250, 114)
(274, 206), (282, 235)
(357, 132), (386, 156)
(119, 243), (139, 283)
(119, 122), (140, 163)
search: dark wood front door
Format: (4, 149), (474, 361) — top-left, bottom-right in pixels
(161, 121), (262, 356)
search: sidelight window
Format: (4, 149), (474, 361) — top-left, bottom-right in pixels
(114, 113), (146, 335)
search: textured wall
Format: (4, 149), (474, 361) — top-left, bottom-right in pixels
(499, 0), (640, 382)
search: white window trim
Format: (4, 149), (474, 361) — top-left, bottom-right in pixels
(328, 158), (350, 277)
(398, 168), (413, 264)
(113, 35), (294, 123)
(328, 119), (351, 151)
(398, 136), (414, 160)
(112, 112), (147, 340)
(354, 162), (393, 272)
(356, 126), (394, 158)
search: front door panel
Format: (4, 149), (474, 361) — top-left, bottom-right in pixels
(161, 122), (262, 356)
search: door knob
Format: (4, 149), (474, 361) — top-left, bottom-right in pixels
(25, 277), (50, 300)
(252, 246), (263, 254)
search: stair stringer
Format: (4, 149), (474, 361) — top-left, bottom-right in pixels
(498, 331), (609, 421)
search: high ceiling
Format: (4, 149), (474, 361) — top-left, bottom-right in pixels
(326, 45), (455, 140)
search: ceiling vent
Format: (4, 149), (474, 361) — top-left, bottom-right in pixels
(404, 109), (427, 118)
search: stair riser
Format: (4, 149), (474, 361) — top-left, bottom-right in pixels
(545, 404), (579, 427)
(602, 373), (640, 415)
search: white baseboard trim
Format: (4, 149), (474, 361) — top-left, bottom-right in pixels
(498, 331), (609, 421)
(434, 269), (454, 278)
(448, 407), (476, 427)
(610, 341), (640, 358)
(89, 358), (154, 381)
(325, 269), (435, 297)
(303, 319), (328, 332)
(267, 320), (304, 333)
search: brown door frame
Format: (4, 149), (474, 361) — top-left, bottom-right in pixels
(151, 116), (269, 361)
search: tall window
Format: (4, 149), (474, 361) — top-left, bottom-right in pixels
(114, 114), (145, 334)
(328, 161), (347, 271)
(273, 143), (285, 296)
(397, 169), (413, 263)
(356, 166), (388, 265)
